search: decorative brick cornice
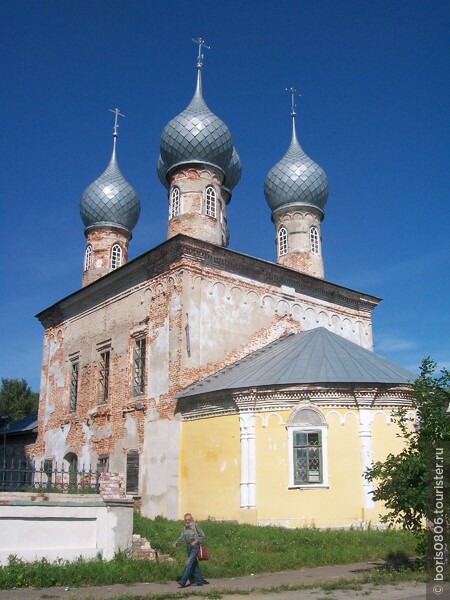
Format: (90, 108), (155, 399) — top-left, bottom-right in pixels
(36, 235), (380, 329)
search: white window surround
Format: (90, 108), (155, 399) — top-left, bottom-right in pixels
(287, 426), (328, 488)
(170, 186), (180, 218)
(110, 244), (122, 270)
(278, 226), (288, 256)
(205, 186), (217, 218)
(84, 244), (92, 271)
(310, 226), (320, 255)
(287, 406), (329, 488)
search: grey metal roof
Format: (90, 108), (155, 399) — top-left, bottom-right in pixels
(0, 412), (38, 435)
(158, 68), (241, 192)
(264, 116), (328, 215)
(178, 327), (415, 398)
(80, 136), (141, 234)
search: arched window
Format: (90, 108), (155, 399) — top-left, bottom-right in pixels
(110, 244), (122, 270)
(287, 405), (328, 488)
(84, 244), (92, 271)
(205, 186), (216, 217)
(278, 226), (288, 256)
(170, 187), (180, 218)
(310, 226), (320, 255)
(64, 452), (78, 490)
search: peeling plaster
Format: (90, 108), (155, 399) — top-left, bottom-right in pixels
(91, 422), (113, 440)
(125, 414), (138, 439)
(44, 426), (70, 460)
(149, 317), (170, 402)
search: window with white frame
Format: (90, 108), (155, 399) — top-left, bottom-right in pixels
(287, 406), (328, 488)
(110, 244), (122, 270)
(84, 244), (92, 271)
(278, 226), (288, 256)
(69, 358), (79, 412)
(132, 337), (146, 396)
(310, 226), (320, 255)
(205, 186), (217, 217)
(170, 187), (180, 218)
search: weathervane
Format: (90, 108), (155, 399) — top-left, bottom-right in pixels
(109, 108), (125, 136)
(192, 37), (210, 68)
(285, 87), (301, 116)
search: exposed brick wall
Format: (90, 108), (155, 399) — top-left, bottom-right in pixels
(82, 227), (131, 287)
(31, 236), (378, 515)
(99, 472), (126, 498)
(274, 208), (324, 278)
(167, 167), (228, 246)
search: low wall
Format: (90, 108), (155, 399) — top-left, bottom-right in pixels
(0, 484), (134, 565)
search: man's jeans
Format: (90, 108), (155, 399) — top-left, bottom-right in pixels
(180, 544), (203, 584)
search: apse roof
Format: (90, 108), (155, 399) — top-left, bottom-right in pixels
(178, 327), (415, 398)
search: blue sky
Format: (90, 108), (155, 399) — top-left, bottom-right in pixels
(1, 0), (449, 392)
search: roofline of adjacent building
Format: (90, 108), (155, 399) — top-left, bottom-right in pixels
(35, 234), (381, 329)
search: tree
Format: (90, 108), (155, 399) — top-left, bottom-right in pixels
(365, 358), (450, 550)
(0, 378), (39, 423)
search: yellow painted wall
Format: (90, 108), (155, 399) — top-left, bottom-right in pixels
(179, 415), (241, 520)
(180, 407), (409, 527)
(371, 411), (406, 461)
(363, 410), (409, 523)
(255, 410), (363, 527)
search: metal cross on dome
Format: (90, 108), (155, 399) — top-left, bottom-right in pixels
(285, 87), (301, 116)
(192, 37), (210, 68)
(109, 108), (125, 135)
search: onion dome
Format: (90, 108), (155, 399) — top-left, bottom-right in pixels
(80, 131), (141, 234)
(264, 109), (328, 216)
(158, 59), (241, 192)
(223, 148), (242, 195)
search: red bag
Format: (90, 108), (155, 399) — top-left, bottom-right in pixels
(197, 545), (209, 560)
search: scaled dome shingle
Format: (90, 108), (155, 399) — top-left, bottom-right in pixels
(80, 140), (141, 234)
(158, 70), (241, 194)
(264, 120), (328, 215)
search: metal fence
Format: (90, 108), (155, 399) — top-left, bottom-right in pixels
(0, 460), (100, 493)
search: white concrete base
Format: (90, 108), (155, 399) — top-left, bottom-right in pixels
(0, 493), (134, 565)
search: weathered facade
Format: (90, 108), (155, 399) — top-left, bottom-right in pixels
(30, 48), (414, 527)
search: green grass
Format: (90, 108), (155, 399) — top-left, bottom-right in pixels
(134, 514), (417, 576)
(0, 514), (419, 590)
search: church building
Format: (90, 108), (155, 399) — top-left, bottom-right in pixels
(32, 43), (414, 528)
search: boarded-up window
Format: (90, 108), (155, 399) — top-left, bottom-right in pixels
(126, 450), (139, 495)
(97, 455), (109, 474)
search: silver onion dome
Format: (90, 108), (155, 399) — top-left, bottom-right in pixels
(80, 134), (141, 234)
(264, 112), (328, 216)
(223, 147), (242, 194)
(158, 64), (241, 191)
(157, 153), (169, 190)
